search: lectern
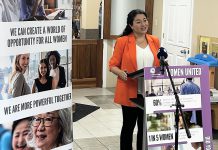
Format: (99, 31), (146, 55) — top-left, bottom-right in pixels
(127, 68), (147, 150)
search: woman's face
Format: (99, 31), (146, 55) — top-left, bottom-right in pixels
(19, 54), (30, 73)
(49, 55), (57, 69)
(32, 111), (60, 150)
(39, 63), (47, 77)
(12, 119), (31, 150)
(130, 14), (149, 35)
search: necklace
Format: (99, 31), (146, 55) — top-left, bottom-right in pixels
(136, 38), (146, 45)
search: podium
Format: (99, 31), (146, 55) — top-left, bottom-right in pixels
(128, 65), (213, 150)
(127, 68), (149, 150)
(128, 68), (145, 110)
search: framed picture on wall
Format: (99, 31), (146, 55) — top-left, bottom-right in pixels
(211, 42), (218, 58)
(199, 36), (210, 54)
(199, 36), (218, 58)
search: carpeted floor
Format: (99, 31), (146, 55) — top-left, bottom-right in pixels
(73, 103), (100, 122)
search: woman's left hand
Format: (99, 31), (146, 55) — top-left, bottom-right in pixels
(118, 70), (128, 81)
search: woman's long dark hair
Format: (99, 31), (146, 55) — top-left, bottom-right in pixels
(45, 51), (61, 66)
(121, 9), (148, 36)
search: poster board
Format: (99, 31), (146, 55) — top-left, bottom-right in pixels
(144, 65), (213, 150)
(0, 0), (73, 149)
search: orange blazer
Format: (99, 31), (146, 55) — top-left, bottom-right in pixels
(109, 33), (160, 107)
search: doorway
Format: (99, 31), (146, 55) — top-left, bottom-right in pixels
(162, 0), (193, 66)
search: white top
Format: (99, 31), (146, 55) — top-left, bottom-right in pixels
(50, 67), (60, 88)
(136, 44), (154, 95)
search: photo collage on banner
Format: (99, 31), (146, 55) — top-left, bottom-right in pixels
(143, 65), (213, 150)
(0, 0), (73, 150)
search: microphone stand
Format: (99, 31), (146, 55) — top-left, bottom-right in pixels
(161, 59), (191, 150)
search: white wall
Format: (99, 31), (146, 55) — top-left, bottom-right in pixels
(81, 0), (101, 29)
(192, 0), (218, 89)
(110, 0), (145, 35)
(102, 40), (117, 87)
(192, 0), (218, 55)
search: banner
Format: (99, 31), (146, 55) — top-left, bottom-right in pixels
(144, 65), (213, 150)
(0, 0), (73, 150)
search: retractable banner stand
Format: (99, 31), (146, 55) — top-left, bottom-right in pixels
(144, 65), (213, 150)
(0, 1), (73, 150)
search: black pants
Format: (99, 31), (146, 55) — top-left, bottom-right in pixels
(120, 104), (144, 150)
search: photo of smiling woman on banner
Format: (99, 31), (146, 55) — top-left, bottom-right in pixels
(0, 50), (71, 100)
(8, 54), (31, 98)
(45, 51), (66, 89)
(32, 58), (55, 93)
(12, 117), (33, 150)
(27, 108), (72, 149)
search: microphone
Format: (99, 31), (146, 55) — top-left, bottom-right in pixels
(157, 47), (168, 75)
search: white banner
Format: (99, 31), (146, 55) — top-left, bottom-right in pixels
(147, 128), (203, 145)
(0, 86), (72, 123)
(146, 94), (202, 114)
(0, 20), (72, 56)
